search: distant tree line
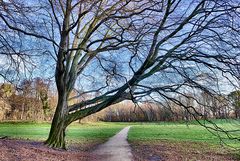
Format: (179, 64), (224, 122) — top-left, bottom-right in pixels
(99, 91), (240, 122)
(2, 79), (239, 122)
(0, 78), (57, 121)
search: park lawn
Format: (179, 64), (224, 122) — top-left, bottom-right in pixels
(128, 119), (240, 147)
(0, 120), (239, 160)
(0, 121), (126, 150)
(128, 120), (240, 161)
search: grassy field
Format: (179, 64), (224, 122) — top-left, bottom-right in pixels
(128, 119), (240, 148)
(0, 120), (240, 146)
(0, 120), (239, 161)
(0, 122), (125, 144)
(0, 120), (239, 160)
(0, 120), (239, 148)
(126, 120), (240, 160)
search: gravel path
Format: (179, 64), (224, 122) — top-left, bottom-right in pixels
(93, 126), (133, 161)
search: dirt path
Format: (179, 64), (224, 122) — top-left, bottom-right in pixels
(93, 126), (133, 161)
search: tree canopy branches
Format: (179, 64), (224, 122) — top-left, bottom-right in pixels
(0, 0), (239, 148)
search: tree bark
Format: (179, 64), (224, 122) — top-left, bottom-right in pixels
(45, 95), (68, 149)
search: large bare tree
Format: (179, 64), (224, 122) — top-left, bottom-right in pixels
(0, 0), (239, 149)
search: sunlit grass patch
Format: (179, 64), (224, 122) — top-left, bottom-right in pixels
(128, 119), (240, 149)
(0, 122), (125, 143)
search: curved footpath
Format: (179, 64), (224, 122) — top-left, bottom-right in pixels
(93, 126), (133, 161)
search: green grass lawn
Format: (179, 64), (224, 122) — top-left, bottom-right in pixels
(0, 119), (239, 149)
(0, 122), (126, 143)
(0, 120), (239, 160)
(128, 119), (240, 149)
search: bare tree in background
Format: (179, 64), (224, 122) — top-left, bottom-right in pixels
(228, 90), (240, 118)
(0, 0), (239, 149)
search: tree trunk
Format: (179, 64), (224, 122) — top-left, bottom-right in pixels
(45, 120), (67, 149)
(236, 110), (238, 119)
(45, 95), (68, 149)
(21, 103), (25, 120)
